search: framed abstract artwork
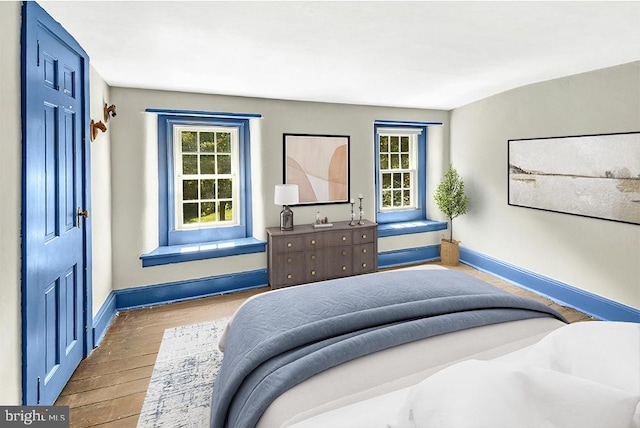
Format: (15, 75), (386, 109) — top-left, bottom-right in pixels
(283, 133), (350, 205)
(508, 131), (640, 225)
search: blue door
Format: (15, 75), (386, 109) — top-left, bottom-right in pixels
(22, 2), (92, 405)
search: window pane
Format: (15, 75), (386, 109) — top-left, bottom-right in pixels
(200, 132), (215, 153)
(219, 200), (232, 221)
(380, 153), (389, 170)
(201, 202), (216, 223)
(401, 154), (410, 169)
(400, 136), (409, 152)
(382, 190), (391, 208)
(182, 154), (198, 174)
(183, 180), (198, 200)
(218, 155), (231, 174)
(200, 154), (216, 174)
(201, 179), (215, 199)
(182, 131), (197, 153)
(403, 172), (411, 188)
(183, 203), (198, 224)
(218, 178), (232, 198)
(390, 154), (399, 169)
(393, 190), (402, 207)
(393, 173), (401, 188)
(390, 136), (399, 152)
(380, 136), (389, 153)
(382, 173), (391, 189)
(403, 190), (411, 206)
(217, 132), (231, 153)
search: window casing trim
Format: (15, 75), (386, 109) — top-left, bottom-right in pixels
(157, 114), (254, 246)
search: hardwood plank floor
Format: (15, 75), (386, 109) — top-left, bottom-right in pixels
(56, 263), (593, 427)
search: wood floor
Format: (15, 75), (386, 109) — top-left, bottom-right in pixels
(55, 263), (594, 427)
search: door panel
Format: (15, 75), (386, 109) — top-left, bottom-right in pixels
(22, 2), (91, 405)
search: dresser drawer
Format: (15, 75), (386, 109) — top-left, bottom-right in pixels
(352, 227), (375, 244)
(353, 243), (376, 275)
(271, 235), (305, 253)
(305, 250), (325, 282)
(325, 246), (352, 278)
(325, 230), (352, 246)
(272, 252), (305, 287)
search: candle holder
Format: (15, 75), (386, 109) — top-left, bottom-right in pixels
(358, 196), (364, 225)
(349, 201), (357, 226)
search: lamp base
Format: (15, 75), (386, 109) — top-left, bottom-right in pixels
(280, 205), (294, 231)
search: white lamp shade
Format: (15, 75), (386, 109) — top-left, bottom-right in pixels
(274, 184), (299, 205)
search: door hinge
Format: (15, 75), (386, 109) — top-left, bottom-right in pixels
(37, 376), (41, 404)
(37, 40), (40, 67)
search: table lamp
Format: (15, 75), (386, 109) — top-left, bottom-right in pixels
(274, 184), (299, 231)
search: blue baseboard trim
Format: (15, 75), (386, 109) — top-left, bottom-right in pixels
(460, 247), (640, 323)
(378, 245), (440, 268)
(114, 268), (269, 311)
(92, 292), (117, 348)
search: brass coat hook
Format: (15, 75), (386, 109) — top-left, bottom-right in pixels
(90, 119), (107, 141)
(104, 103), (117, 122)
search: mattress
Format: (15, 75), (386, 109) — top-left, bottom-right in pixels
(258, 316), (566, 427)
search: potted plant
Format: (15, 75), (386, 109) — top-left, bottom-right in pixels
(434, 165), (469, 265)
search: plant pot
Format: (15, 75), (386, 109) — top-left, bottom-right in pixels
(440, 239), (460, 266)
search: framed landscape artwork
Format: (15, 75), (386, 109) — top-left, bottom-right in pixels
(284, 134), (350, 205)
(508, 132), (640, 225)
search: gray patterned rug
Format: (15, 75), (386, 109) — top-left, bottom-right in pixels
(137, 318), (229, 427)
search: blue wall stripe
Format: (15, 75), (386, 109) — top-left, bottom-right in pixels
(378, 245), (440, 268)
(92, 293), (117, 348)
(114, 269), (268, 311)
(460, 247), (640, 323)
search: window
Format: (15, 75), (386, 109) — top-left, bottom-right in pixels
(379, 131), (419, 212)
(375, 124), (426, 224)
(174, 125), (239, 229)
(154, 111), (259, 247)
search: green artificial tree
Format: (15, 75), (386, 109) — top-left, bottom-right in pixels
(434, 165), (469, 243)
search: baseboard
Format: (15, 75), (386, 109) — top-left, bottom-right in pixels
(459, 247), (640, 322)
(378, 245), (440, 268)
(92, 292), (117, 348)
(114, 268), (268, 311)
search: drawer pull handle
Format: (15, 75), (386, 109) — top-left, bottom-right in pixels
(342, 236), (347, 241)
(311, 239), (316, 245)
(342, 266), (347, 271)
(362, 263), (367, 268)
(287, 242), (292, 248)
(362, 248), (367, 253)
(342, 251), (347, 256)
(311, 270), (316, 276)
(287, 274), (292, 279)
(311, 255), (316, 260)
(287, 258), (292, 263)
(362, 234), (367, 239)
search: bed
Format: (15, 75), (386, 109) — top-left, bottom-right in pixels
(210, 266), (640, 428)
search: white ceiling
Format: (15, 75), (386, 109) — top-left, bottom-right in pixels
(40, 1), (640, 110)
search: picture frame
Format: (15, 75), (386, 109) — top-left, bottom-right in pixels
(283, 133), (350, 205)
(508, 131), (640, 225)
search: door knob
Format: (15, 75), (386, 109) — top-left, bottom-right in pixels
(77, 208), (89, 227)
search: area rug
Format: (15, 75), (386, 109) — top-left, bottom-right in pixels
(137, 318), (229, 427)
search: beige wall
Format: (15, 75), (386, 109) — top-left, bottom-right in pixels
(451, 61), (640, 309)
(109, 87), (450, 290)
(0, 0), (23, 406)
(89, 66), (114, 317)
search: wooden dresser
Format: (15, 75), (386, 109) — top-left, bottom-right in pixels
(266, 220), (378, 289)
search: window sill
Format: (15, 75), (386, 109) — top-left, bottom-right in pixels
(140, 237), (266, 267)
(378, 220), (448, 237)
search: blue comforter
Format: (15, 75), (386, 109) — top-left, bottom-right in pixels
(210, 269), (566, 428)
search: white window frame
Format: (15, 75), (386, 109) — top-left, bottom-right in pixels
(377, 127), (422, 213)
(173, 125), (240, 230)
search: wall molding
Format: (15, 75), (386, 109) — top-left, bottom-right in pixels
(460, 247), (640, 322)
(92, 293), (117, 348)
(378, 245), (440, 268)
(115, 269), (268, 311)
